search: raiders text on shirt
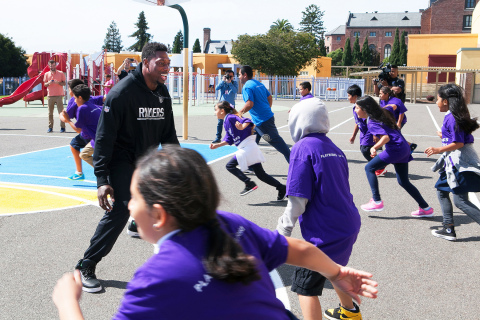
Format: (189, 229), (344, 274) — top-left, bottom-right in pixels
(138, 107), (165, 120)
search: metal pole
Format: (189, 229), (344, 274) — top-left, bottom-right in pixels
(169, 4), (189, 140)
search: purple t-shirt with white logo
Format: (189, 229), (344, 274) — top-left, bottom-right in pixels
(114, 211), (290, 320)
(380, 97), (407, 126)
(286, 133), (360, 265)
(74, 103), (101, 148)
(352, 106), (374, 146)
(368, 117), (412, 163)
(222, 113), (254, 146)
(441, 111), (474, 146)
(66, 95), (103, 119)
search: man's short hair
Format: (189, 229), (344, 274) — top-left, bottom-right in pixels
(72, 84), (91, 102)
(142, 42), (168, 61)
(105, 74), (111, 78)
(347, 84), (362, 97)
(226, 69), (234, 75)
(299, 81), (311, 91)
(68, 79), (84, 90)
(391, 65), (398, 69)
(240, 66), (253, 78)
(48, 60), (56, 65)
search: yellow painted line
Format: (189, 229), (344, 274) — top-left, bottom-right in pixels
(0, 183), (98, 216)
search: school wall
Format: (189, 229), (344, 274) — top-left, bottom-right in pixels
(192, 54), (238, 75)
(104, 53), (142, 70)
(302, 57), (332, 77)
(407, 34), (478, 83)
(472, 4), (480, 46)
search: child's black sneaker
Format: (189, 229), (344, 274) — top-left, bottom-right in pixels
(240, 181), (258, 196)
(432, 225), (456, 241)
(75, 259), (102, 293)
(276, 184), (287, 201)
(410, 143), (418, 154)
(127, 218), (140, 237)
(324, 302), (362, 320)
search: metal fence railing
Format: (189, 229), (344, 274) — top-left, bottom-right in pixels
(0, 76), (30, 96)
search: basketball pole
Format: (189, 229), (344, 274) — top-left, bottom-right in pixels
(169, 4), (189, 140)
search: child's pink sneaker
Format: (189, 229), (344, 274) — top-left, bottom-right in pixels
(411, 207), (434, 217)
(360, 198), (384, 212)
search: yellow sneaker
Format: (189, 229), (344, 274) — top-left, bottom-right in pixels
(324, 303), (362, 320)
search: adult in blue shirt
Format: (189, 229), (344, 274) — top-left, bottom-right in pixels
(238, 65), (290, 163)
(212, 69), (238, 143)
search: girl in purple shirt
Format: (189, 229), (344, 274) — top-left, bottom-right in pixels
(425, 84), (480, 241)
(379, 86), (417, 153)
(53, 146), (378, 320)
(355, 96), (433, 216)
(210, 101), (287, 201)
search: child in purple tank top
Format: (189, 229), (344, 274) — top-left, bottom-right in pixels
(425, 84), (480, 241)
(355, 96), (433, 217)
(53, 146), (379, 320)
(210, 101), (287, 201)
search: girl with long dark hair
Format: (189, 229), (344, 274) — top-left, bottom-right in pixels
(53, 146), (378, 320)
(355, 96), (433, 216)
(425, 84), (480, 240)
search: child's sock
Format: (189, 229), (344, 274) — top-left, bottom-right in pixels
(76, 171), (83, 175)
(374, 200), (382, 204)
(422, 206), (431, 210)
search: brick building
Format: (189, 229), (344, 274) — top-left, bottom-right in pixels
(326, 12), (422, 62)
(325, 25), (345, 54)
(421, 0), (480, 34)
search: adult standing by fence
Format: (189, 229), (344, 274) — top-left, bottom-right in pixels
(44, 60), (66, 133)
(238, 65), (290, 163)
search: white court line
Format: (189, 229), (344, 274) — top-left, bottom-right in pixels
(0, 144), (70, 159)
(0, 172), (96, 184)
(425, 105), (480, 208)
(330, 117), (354, 131)
(0, 133), (71, 139)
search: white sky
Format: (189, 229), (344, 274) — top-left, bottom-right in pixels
(1, 0), (431, 54)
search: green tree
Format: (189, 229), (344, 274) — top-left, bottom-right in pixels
(327, 48), (343, 66)
(232, 29), (321, 76)
(192, 38), (201, 53)
(400, 31), (407, 66)
(389, 28), (401, 65)
(270, 19), (294, 32)
(371, 47), (381, 66)
(352, 35), (362, 65)
(128, 11), (152, 51)
(318, 37), (327, 56)
(299, 4), (325, 43)
(102, 21), (123, 53)
(0, 34), (28, 77)
(361, 37), (371, 66)
(172, 30), (183, 54)
(342, 38), (352, 66)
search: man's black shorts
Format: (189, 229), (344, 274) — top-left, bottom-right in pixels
(291, 266), (327, 296)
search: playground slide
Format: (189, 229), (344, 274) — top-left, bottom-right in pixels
(24, 87), (48, 104)
(0, 67), (48, 107)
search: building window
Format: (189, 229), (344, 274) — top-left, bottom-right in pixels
(336, 36), (341, 41)
(385, 31), (392, 37)
(369, 32), (376, 37)
(299, 71), (308, 76)
(384, 44), (392, 58)
(216, 48), (222, 54)
(354, 32), (360, 37)
(464, 15), (472, 29)
(465, 0), (475, 9)
(326, 36), (330, 40)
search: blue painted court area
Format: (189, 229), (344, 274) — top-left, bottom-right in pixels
(0, 143), (237, 190)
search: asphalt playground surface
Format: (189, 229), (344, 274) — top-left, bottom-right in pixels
(0, 97), (479, 320)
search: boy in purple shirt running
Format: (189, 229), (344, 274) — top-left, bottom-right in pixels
(60, 84), (102, 180)
(53, 146), (378, 320)
(277, 97), (363, 320)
